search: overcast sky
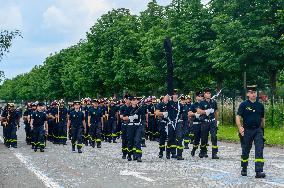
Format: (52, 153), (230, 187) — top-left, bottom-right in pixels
(0, 0), (209, 79)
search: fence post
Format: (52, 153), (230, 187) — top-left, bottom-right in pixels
(221, 92), (224, 125)
(232, 90), (236, 126)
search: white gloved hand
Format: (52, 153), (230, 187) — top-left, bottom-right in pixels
(133, 114), (139, 120)
(205, 109), (211, 116)
(210, 108), (215, 114)
(217, 121), (220, 127)
(128, 116), (135, 122)
(195, 113), (200, 119)
(162, 112), (168, 118)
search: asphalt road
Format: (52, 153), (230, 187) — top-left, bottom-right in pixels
(0, 123), (284, 188)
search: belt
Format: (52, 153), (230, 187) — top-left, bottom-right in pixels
(204, 118), (216, 122)
(128, 122), (141, 126)
(193, 122), (201, 125)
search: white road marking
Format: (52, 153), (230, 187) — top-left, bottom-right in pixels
(191, 165), (231, 174)
(120, 170), (155, 182)
(260, 180), (284, 188)
(271, 164), (284, 169)
(0, 136), (62, 188)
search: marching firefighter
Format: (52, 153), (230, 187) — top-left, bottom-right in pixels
(122, 96), (145, 162)
(68, 101), (86, 153)
(105, 98), (119, 143)
(236, 85), (266, 178)
(23, 103), (33, 145)
(197, 88), (219, 159)
(88, 99), (104, 148)
(55, 99), (68, 145)
(1, 103), (20, 148)
(30, 102), (48, 152)
(189, 91), (203, 157)
(120, 95), (131, 159)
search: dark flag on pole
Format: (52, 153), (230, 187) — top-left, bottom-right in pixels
(164, 37), (174, 96)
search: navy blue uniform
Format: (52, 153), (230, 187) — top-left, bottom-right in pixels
(181, 103), (190, 148)
(166, 100), (185, 158)
(120, 104), (130, 157)
(199, 99), (218, 157)
(237, 100), (265, 173)
(147, 104), (158, 141)
(31, 111), (47, 150)
(56, 107), (68, 144)
(83, 105), (91, 145)
(1, 110), (20, 148)
(48, 107), (58, 143)
(69, 110), (85, 150)
(23, 109), (33, 144)
(189, 102), (202, 156)
(105, 105), (119, 142)
(88, 106), (103, 147)
(156, 102), (169, 157)
(124, 105), (146, 160)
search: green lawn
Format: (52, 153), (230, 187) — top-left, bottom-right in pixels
(217, 125), (284, 146)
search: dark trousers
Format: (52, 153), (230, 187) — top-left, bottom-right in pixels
(32, 126), (45, 149)
(127, 123), (143, 158)
(121, 122), (128, 155)
(158, 121), (177, 155)
(200, 120), (218, 155)
(71, 126), (83, 149)
(192, 123), (202, 151)
(175, 121), (184, 157)
(4, 123), (17, 147)
(241, 127), (264, 172)
(83, 122), (90, 144)
(183, 120), (190, 145)
(24, 122), (32, 144)
(89, 122), (102, 145)
(106, 117), (117, 140)
(58, 121), (67, 144)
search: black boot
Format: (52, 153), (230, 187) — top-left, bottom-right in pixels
(191, 149), (196, 157)
(204, 152), (208, 158)
(141, 139), (146, 147)
(97, 142), (101, 148)
(212, 154), (219, 159)
(78, 148), (82, 153)
(199, 151), (204, 158)
(72, 145), (75, 152)
(184, 143), (189, 149)
(241, 168), (247, 176)
(40, 148), (44, 152)
(255, 172), (266, 178)
(171, 154), (177, 158)
(166, 149), (171, 159)
(34, 147), (37, 152)
(177, 156), (184, 160)
(137, 157), (142, 162)
(127, 154), (132, 161)
(122, 153), (127, 159)
(158, 151), (163, 158)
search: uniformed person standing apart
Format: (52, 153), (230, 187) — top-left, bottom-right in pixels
(30, 102), (48, 152)
(236, 85), (266, 178)
(68, 101), (86, 153)
(1, 103), (20, 148)
(197, 88), (219, 159)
